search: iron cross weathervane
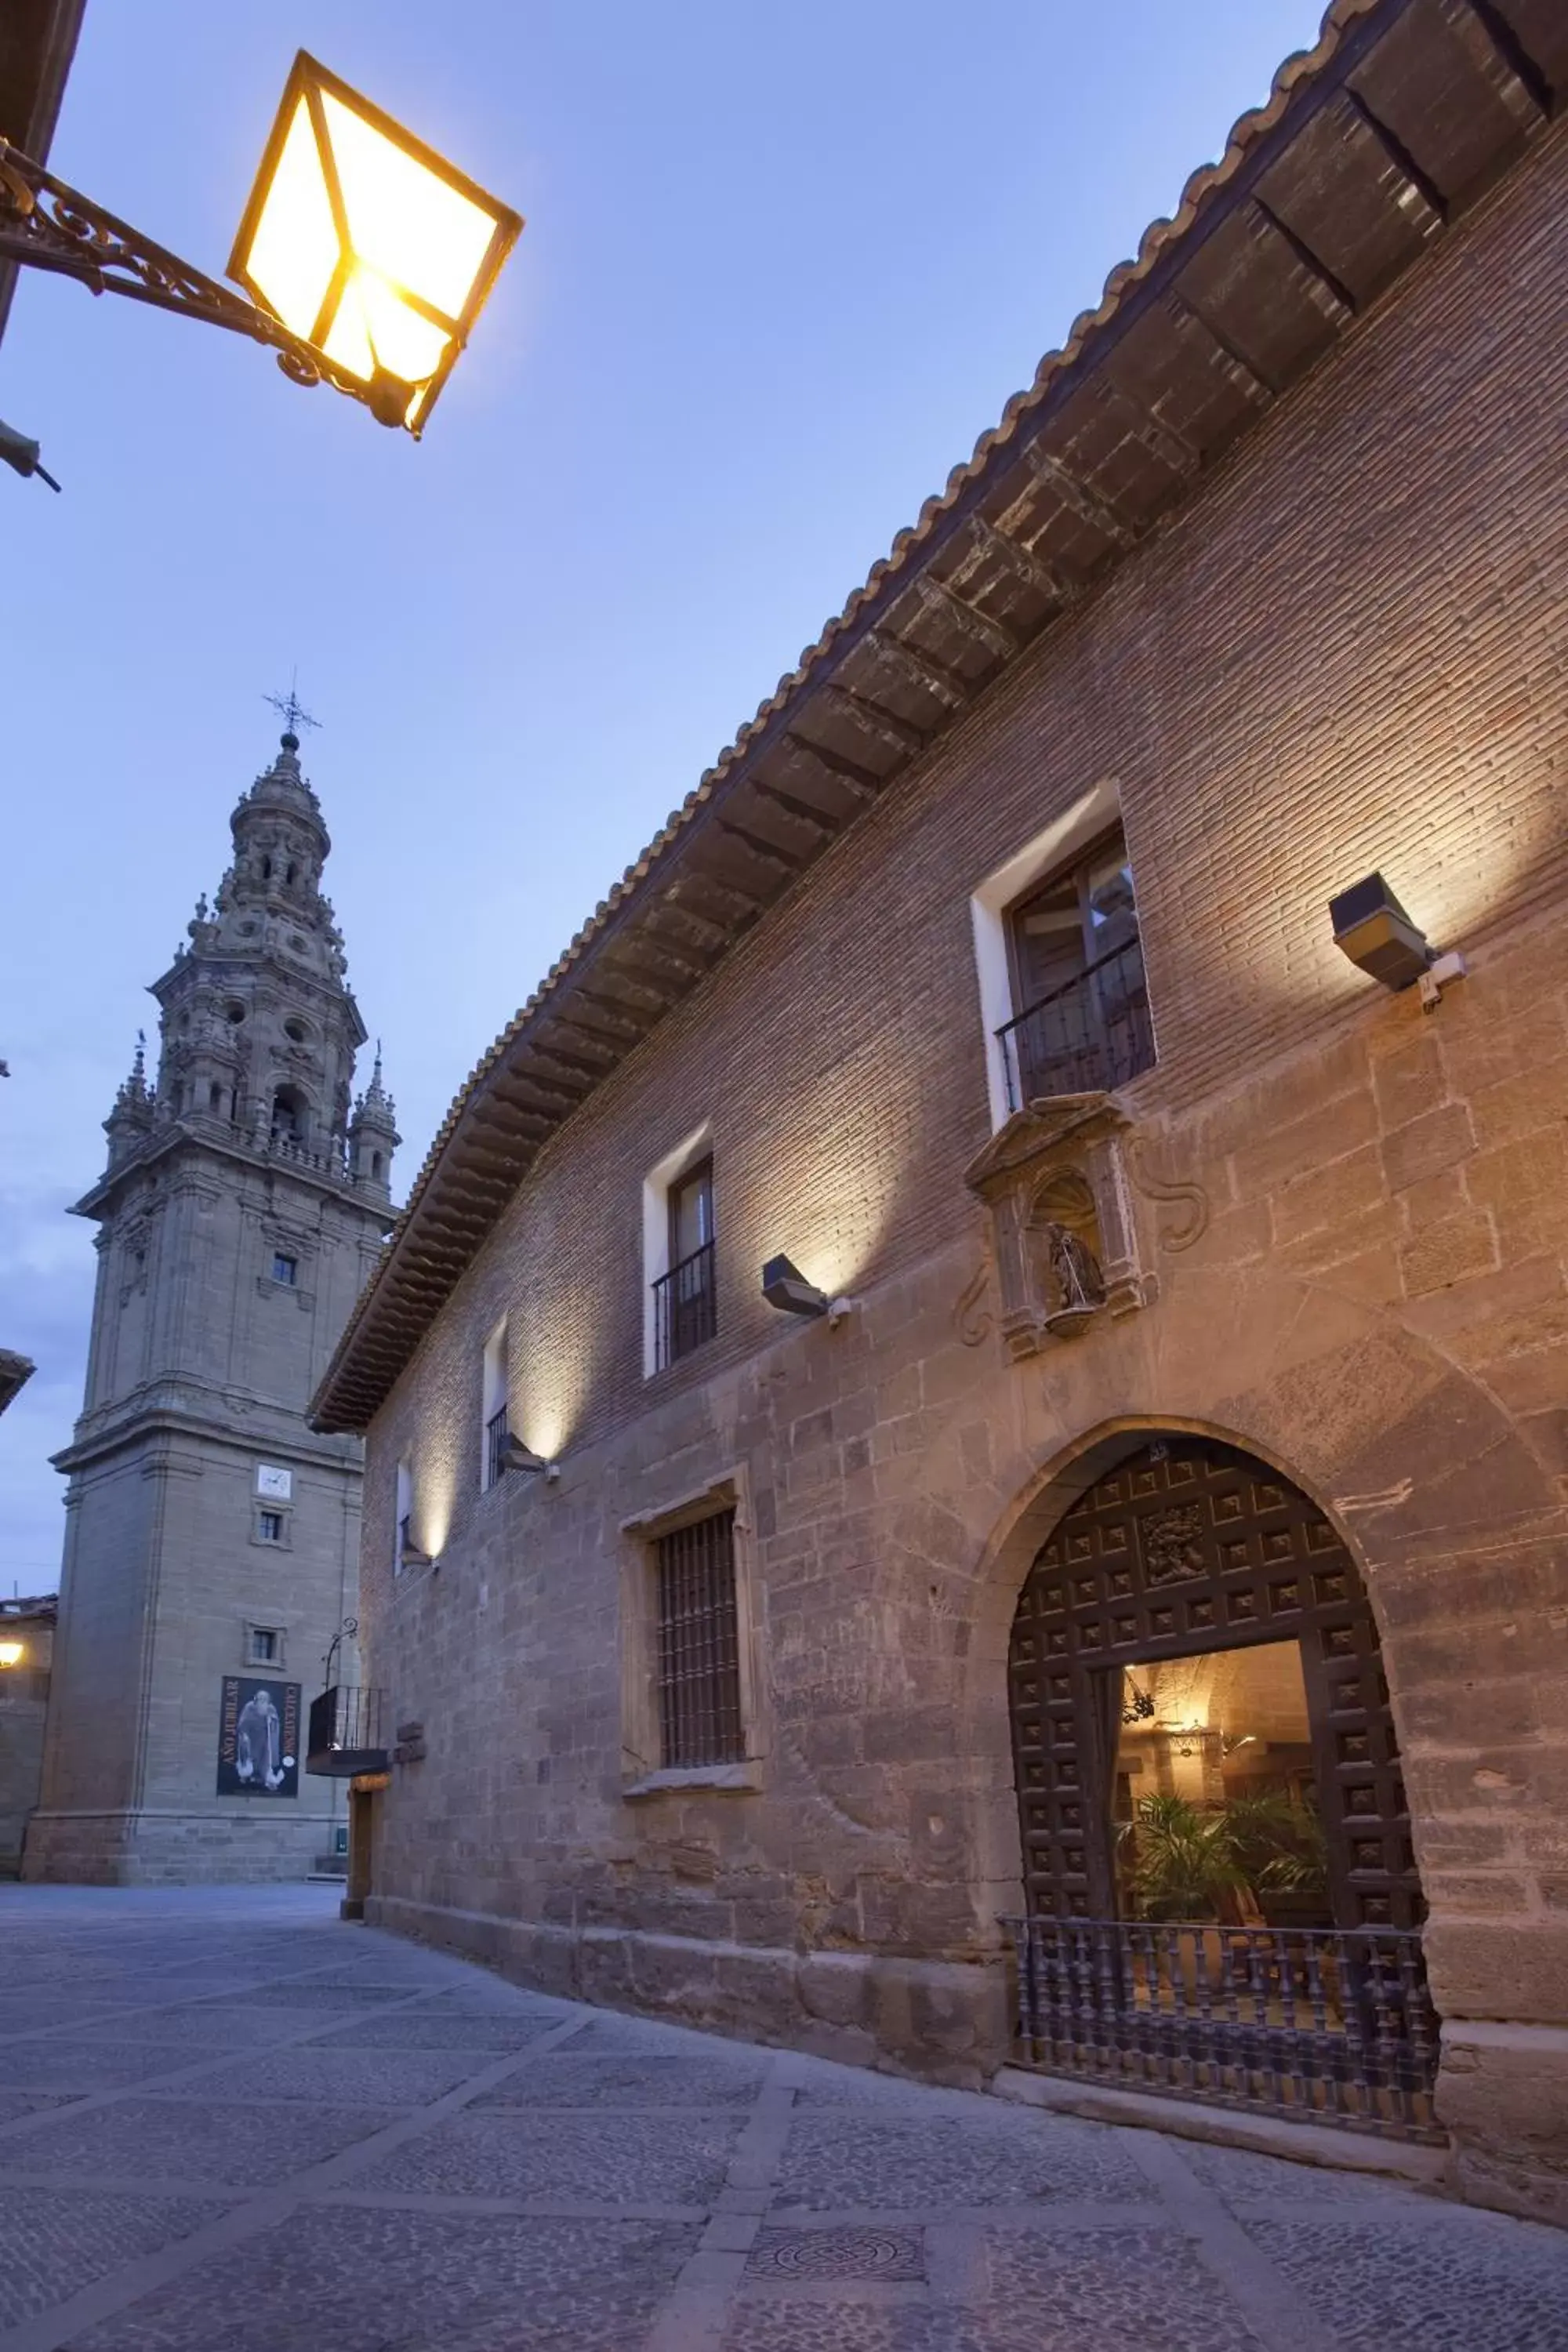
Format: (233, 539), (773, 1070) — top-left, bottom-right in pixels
(263, 677), (322, 738)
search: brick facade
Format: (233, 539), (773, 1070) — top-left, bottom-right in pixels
(348, 92), (1568, 2218)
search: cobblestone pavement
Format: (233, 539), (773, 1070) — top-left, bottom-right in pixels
(1, 1886), (1563, 2352)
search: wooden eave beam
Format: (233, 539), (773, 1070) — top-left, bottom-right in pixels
(1461, 0), (1553, 120)
(715, 816), (811, 880)
(748, 775), (844, 840)
(960, 514), (1074, 604)
(1102, 383), (1201, 482)
(779, 732), (883, 803)
(1250, 195), (1359, 321)
(612, 924), (710, 985)
(910, 571), (1021, 660)
(644, 898), (733, 953)
(1017, 442), (1138, 550)
(1163, 289), (1278, 407)
(1340, 86), (1448, 229)
(861, 628), (971, 712)
(811, 683), (927, 758)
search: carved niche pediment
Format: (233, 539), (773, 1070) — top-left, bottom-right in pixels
(963, 1091), (1154, 1363)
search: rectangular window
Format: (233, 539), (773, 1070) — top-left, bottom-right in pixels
(258, 1509), (285, 1544)
(249, 1627), (281, 1664)
(271, 1253), (298, 1286)
(654, 1507), (742, 1768)
(395, 1456), (413, 1573)
(655, 1156), (717, 1370)
(999, 826), (1152, 1109)
(481, 1318), (508, 1490)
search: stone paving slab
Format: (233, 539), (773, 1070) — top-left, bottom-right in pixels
(97, 2005), (334, 2049)
(477, 2054), (768, 2108)
(0, 2091), (83, 2125)
(160, 2045), (492, 2106)
(0, 2045), (218, 2095)
(1241, 2216), (1568, 2351)
(354, 2107), (748, 2204)
(0, 2092), (401, 2188)
(314, 2008), (564, 2050)
(62, 2206), (700, 2352)
(0, 2192), (230, 2332)
(771, 2109), (1151, 2209)
(0, 1883), (1563, 2352)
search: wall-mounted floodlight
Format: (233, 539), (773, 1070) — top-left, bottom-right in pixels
(499, 1435), (561, 1483)
(1330, 873), (1467, 1011)
(399, 1537), (435, 1570)
(762, 1255), (829, 1318)
(1329, 873), (1432, 989)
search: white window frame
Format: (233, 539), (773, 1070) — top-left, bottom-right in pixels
(641, 1121), (712, 1379)
(480, 1316), (509, 1490)
(968, 778), (1121, 1131)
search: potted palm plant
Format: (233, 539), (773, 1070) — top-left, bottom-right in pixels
(1123, 1793), (1248, 1999)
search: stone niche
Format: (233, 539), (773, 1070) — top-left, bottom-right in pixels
(963, 1092), (1152, 1362)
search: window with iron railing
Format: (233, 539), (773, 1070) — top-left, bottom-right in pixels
(655, 1508), (743, 1769)
(999, 827), (1153, 1109)
(485, 1404), (510, 1490)
(654, 1156), (716, 1370)
(654, 1242), (717, 1370)
(480, 1317), (508, 1490)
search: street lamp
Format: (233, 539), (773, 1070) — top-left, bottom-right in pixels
(0, 46), (521, 470)
(230, 53), (520, 434)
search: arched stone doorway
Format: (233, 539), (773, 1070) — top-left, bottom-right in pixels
(1005, 1432), (1438, 2135)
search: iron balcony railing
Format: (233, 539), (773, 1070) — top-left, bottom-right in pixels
(305, 1684), (388, 1778)
(996, 938), (1154, 1112)
(485, 1405), (510, 1489)
(653, 1239), (717, 1370)
(1005, 1915), (1441, 2141)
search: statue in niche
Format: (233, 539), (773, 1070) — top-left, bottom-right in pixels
(964, 1091), (1156, 1362)
(1042, 1221), (1105, 1336)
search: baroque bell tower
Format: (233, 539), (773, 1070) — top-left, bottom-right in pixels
(27, 731), (398, 1885)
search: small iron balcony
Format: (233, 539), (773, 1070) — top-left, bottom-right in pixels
(305, 1684), (388, 1778)
(485, 1406), (510, 1490)
(996, 938), (1154, 1112)
(653, 1240), (717, 1370)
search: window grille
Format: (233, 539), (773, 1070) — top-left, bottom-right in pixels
(655, 1508), (742, 1769)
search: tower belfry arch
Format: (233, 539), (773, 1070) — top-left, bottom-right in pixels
(26, 730), (400, 1886)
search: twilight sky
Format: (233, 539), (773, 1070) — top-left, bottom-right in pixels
(0, 0), (1323, 1593)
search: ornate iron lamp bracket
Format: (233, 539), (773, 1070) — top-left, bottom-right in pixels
(0, 140), (410, 426)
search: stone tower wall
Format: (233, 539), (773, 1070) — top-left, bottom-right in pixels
(26, 740), (395, 1886)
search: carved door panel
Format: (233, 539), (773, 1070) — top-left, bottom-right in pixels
(1007, 1437), (1420, 1929)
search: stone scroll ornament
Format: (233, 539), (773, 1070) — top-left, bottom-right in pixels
(1125, 1136), (1209, 1251)
(962, 1093), (1155, 1362)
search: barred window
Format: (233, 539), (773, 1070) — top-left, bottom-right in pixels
(655, 1508), (742, 1769)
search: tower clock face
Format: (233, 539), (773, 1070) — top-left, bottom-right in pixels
(256, 1464), (292, 1501)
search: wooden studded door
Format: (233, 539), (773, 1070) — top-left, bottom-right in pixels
(1007, 1436), (1421, 1929)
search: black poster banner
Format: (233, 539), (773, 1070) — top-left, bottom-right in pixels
(216, 1675), (300, 1798)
